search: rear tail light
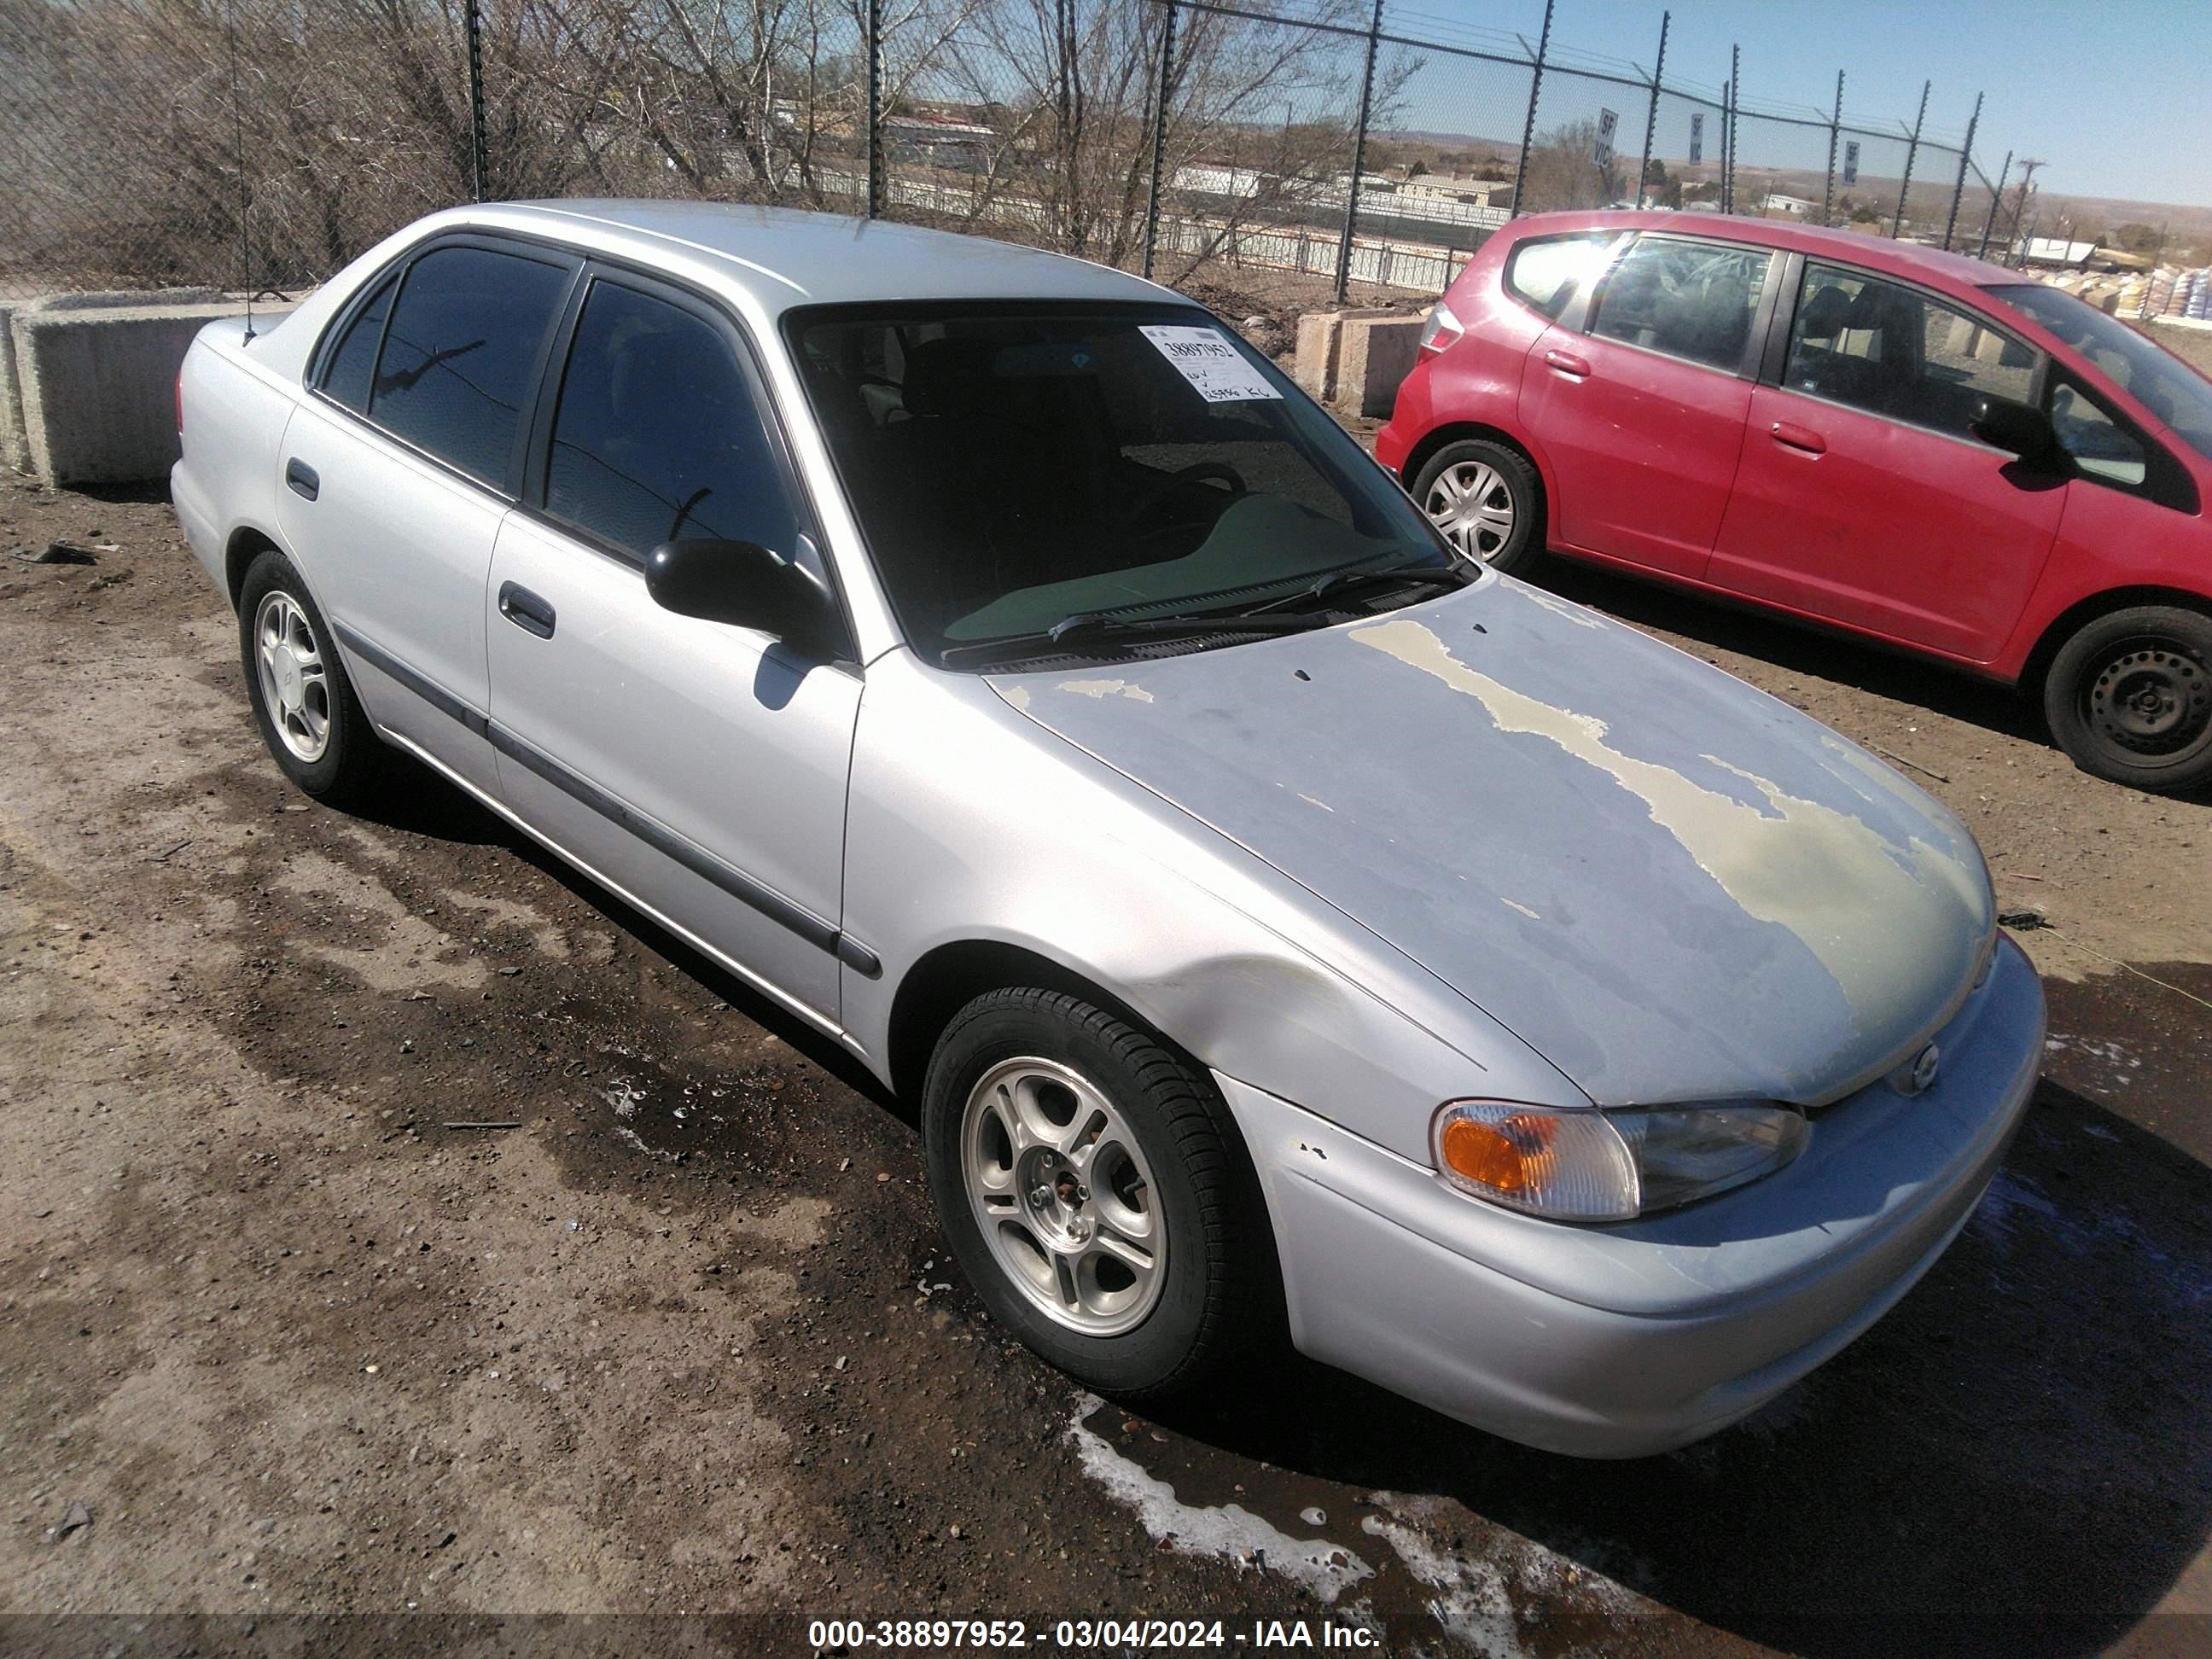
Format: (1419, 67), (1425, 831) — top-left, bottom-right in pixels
(1417, 300), (1465, 363)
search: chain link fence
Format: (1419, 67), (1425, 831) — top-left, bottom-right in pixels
(0, 0), (2028, 308)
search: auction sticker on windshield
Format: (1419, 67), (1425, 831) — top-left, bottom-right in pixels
(1139, 325), (1282, 402)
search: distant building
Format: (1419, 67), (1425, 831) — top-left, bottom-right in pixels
(1394, 176), (1516, 212)
(1761, 192), (1816, 218)
(884, 113), (993, 171)
(2019, 237), (2098, 269)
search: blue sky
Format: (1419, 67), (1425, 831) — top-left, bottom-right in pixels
(1384, 0), (2211, 208)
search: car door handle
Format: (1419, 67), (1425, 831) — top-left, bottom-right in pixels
(284, 458), (319, 501)
(1770, 422), (1827, 455)
(498, 581), (556, 639)
(1544, 349), (1592, 378)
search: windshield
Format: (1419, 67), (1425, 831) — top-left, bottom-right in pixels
(787, 303), (1451, 665)
(1988, 283), (2212, 463)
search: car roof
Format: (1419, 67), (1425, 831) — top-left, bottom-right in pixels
(1511, 209), (2023, 297)
(490, 199), (1176, 314)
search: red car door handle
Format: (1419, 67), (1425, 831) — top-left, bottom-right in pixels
(1770, 421), (1826, 454)
(1544, 349), (1592, 377)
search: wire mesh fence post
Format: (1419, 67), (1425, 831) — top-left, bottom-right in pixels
(864, 0), (884, 219)
(1141, 0), (1177, 282)
(1891, 79), (1929, 237)
(1976, 149), (2011, 259)
(1332, 0), (1384, 304)
(464, 0), (487, 203)
(1723, 44), (1738, 212)
(1941, 91), (1982, 250)
(1633, 10), (1669, 211)
(1821, 71), (1843, 225)
(1507, 0), (1555, 221)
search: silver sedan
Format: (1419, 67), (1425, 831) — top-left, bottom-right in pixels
(172, 201), (2043, 1457)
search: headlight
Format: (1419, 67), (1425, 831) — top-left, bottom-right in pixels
(1433, 1099), (1808, 1222)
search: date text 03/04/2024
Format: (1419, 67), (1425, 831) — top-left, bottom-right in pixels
(805, 1617), (1382, 1649)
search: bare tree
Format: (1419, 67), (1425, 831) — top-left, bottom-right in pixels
(1517, 118), (1621, 214)
(932, 0), (1401, 274)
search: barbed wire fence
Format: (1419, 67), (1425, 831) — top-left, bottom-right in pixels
(0, 0), (2034, 309)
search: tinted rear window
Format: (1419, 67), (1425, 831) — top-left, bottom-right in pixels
(320, 273), (394, 413)
(369, 246), (571, 484)
(1505, 235), (1613, 318)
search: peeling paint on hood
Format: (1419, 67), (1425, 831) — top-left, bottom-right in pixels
(992, 576), (1994, 1106)
(1348, 617), (1987, 1034)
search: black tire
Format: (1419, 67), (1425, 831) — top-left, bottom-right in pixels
(236, 549), (387, 806)
(921, 987), (1278, 1400)
(2042, 604), (2212, 795)
(1409, 437), (1545, 574)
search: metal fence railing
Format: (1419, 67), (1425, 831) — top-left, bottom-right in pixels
(0, 0), (2034, 307)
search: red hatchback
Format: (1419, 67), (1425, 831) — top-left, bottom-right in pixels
(1377, 211), (2212, 795)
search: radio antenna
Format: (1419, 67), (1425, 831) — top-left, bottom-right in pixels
(227, 0), (254, 342)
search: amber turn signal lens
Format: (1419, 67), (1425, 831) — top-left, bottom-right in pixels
(1439, 1111), (1556, 1195)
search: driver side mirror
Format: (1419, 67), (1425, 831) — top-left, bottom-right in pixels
(645, 538), (843, 660)
(1970, 396), (2064, 469)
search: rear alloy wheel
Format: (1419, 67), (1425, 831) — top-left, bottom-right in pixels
(2043, 605), (2212, 795)
(236, 549), (387, 806)
(1411, 439), (1542, 573)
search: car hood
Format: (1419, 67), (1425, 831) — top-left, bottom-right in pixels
(989, 575), (1994, 1107)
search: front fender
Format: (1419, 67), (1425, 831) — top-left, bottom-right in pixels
(837, 651), (1586, 1161)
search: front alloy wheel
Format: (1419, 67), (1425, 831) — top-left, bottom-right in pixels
(960, 1057), (1167, 1337)
(922, 987), (1278, 1400)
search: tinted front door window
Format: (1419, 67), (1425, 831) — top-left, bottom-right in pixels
(546, 281), (798, 560)
(1589, 238), (1772, 371)
(369, 246), (571, 484)
(1784, 262), (2035, 439)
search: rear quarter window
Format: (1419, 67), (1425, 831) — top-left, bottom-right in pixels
(1504, 235), (1614, 319)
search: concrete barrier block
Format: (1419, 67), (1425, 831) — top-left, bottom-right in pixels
(1294, 311), (1344, 402)
(13, 294), (297, 485)
(1334, 313), (1423, 419)
(1294, 309), (1421, 419)
(0, 301), (34, 477)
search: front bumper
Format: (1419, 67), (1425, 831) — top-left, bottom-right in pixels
(1215, 935), (2045, 1458)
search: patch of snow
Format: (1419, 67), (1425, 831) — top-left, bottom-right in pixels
(1066, 1396), (1373, 1603)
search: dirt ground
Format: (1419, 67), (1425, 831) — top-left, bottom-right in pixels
(3, 470), (2209, 1659)
(2151, 320), (2212, 380)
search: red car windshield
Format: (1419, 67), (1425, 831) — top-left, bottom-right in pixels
(1988, 284), (2212, 462)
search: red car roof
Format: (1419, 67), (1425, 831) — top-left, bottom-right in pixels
(1507, 211), (2021, 301)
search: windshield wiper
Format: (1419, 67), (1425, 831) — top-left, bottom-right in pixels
(939, 608), (1331, 667)
(1243, 561), (1476, 617)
